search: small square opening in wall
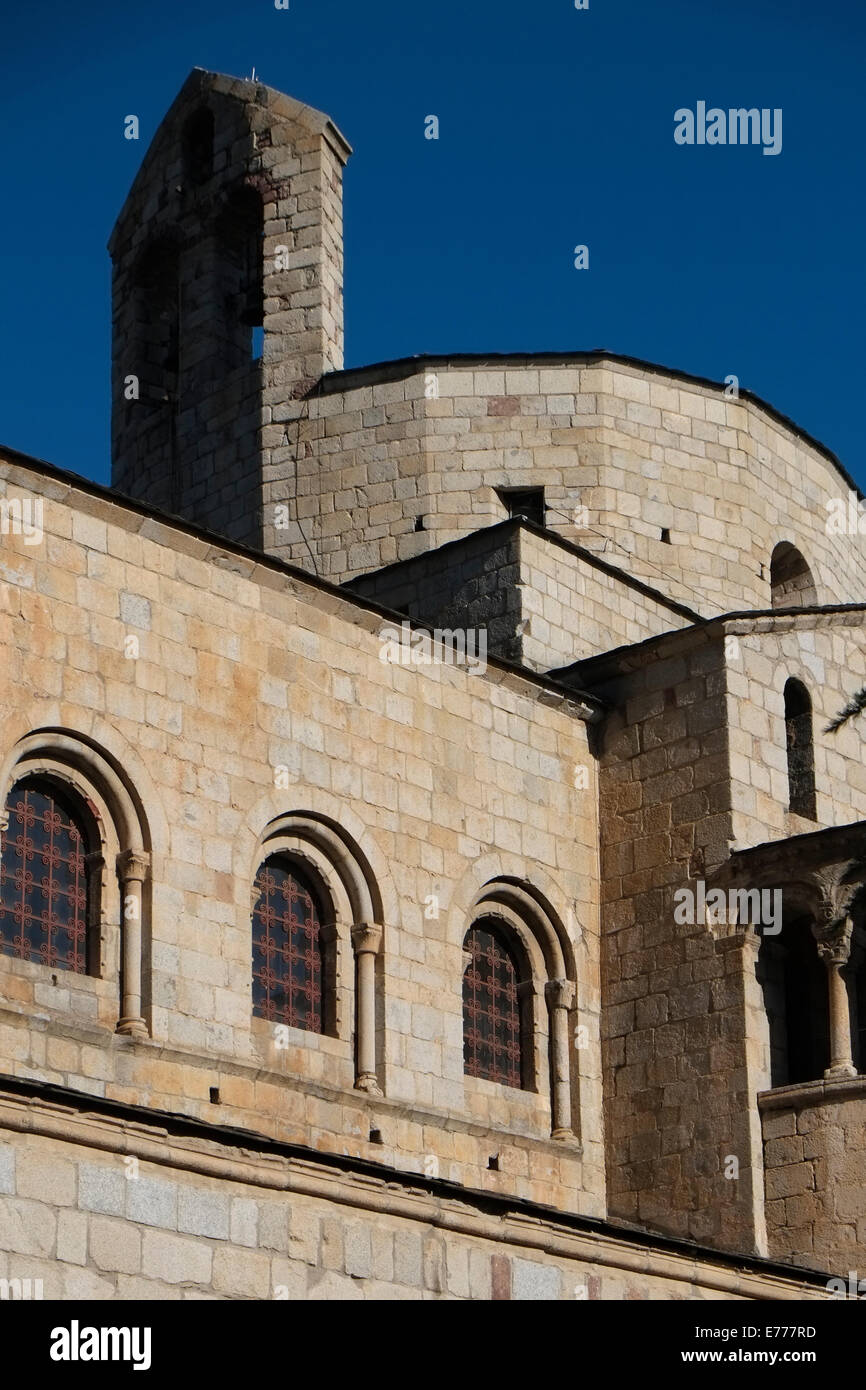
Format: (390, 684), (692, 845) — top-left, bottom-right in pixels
(369, 1128), (383, 1145)
(209, 1087), (221, 1105)
(660, 527), (672, 544)
(488, 1154), (500, 1171)
(497, 488), (546, 527)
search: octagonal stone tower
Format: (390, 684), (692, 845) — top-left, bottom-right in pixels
(109, 68), (350, 546)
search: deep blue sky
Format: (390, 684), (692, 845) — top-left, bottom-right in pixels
(0, 0), (863, 487)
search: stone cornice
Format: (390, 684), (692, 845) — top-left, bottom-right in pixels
(0, 1001), (579, 1162)
(314, 351), (862, 504)
(759, 1074), (866, 1112)
(706, 823), (866, 937)
(559, 606), (866, 687)
(0, 1073), (832, 1299)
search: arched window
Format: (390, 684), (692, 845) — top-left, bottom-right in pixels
(182, 108), (214, 186)
(216, 185), (264, 364)
(251, 856), (330, 1033)
(463, 919), (527, 1089)
(770, 543), (817, 608)
(785, 678), (817, 819)
(0, 778), (96, 974)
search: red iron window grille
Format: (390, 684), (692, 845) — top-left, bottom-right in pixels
(463, 920), (524, 1088)
(252, 857), (325, 1031)
(0, 780), (90, 974)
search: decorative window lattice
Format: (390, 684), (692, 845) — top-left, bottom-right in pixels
(463, 921), (524, 1088)
(0, 781), (90, 973)
(252, 858), (324, 1031)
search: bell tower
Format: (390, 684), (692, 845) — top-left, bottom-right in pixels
(109, 68), (351, 546)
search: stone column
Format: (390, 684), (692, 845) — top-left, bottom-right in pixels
(545, 977), (576, 1139)
(816, 921), (856, 1079)
(116, 849), (150, 1038)
(351, 923), (383, 1095)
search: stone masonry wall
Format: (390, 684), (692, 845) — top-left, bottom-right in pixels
(0, 451), (602, 1219)
(761, 1081), (866, 1275)
(348, 522), (692, 673)
(262, 359), (866, 621)
(569, 629), (770, 1255)
(0, 1097), (831, 1301)
(725, 614), (866, 850)
(346, 524), (525, 664)
(518, 527), (692, 670)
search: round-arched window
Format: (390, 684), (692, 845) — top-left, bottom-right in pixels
(770, 543), (817, 608)
(0, 778), (94, 973)
(251, 856), (328, 1032)
(463, 919), (526, 1089)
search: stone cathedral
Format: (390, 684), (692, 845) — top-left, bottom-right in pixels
(0, 68), (864, 1301)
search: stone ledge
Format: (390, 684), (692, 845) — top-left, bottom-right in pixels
(0, 1005), (583, 1161)
(0, 1075), (834, 1299)
(759, 1075), (866, 1112)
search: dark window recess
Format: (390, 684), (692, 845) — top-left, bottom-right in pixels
(784, 678), (817, 819)
(848, 922), (866, 1074)
(134, 237), (180, 394)
(758, 915), (829, 1086)
(463, 920), (525, 1089)
(0, 780), (91, 974)
(498, 488), (545, 527)
(217, 186), (265, 367)
(660, 527), (671, 544)
(770, 542), (818, 608)
(182, 108), (215, 186)
(414, 515), (425, 532)
(252, 857), (326, 1032)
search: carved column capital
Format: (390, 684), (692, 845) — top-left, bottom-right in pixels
(742, 926), (763, 953)
(813, 864), (863, 937)
(811, 911), (856, 967)
(117, 849), (150, 883)
(545, 977), (576, 1011)
(351, 922), (383, 957)
(813, 917), (853, 968)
